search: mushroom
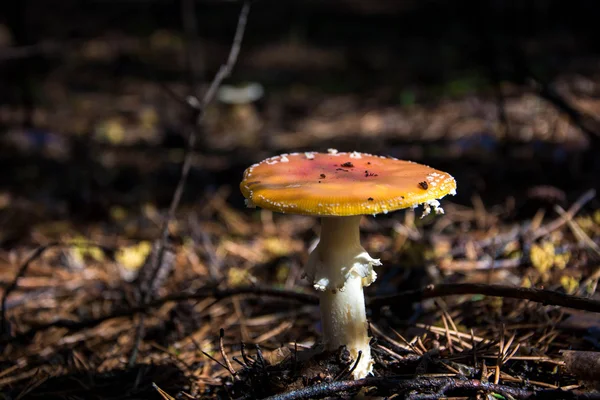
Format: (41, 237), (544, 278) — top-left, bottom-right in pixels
(217, 82), (265, 105)
(240, 150), (457, 378)
(207, 82), (265, 149)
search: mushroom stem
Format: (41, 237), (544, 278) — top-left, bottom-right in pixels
(319, 274), (372, 377)
(306, 216), (380, 378)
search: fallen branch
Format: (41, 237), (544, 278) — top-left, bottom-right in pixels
(369, 283), (600, 313)
(7, 280), (600, 346)
(260, 375), (600, 400)
(561, 350), (600, 383)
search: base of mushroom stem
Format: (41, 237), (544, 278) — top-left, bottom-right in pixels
(318, 273), (373, 379)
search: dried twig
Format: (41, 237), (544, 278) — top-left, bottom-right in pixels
(369, 283), (600, 314)
(198, 1), (250, 112)
(128, 0), (251, 365)
(8, 280), (600, 346)
(335, 350), (362, 381)
(260, 375), (600, 400)
(1, 242), (58, 335)
(494, 324), (504, 384)
(220, 328), (237, 379)
(531, 189), (596, 241)
(554, 205), (600, 259)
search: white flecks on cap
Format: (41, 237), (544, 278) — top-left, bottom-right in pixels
(349, 151), (362, 159)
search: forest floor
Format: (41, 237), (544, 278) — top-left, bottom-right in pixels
(1, 2), (600, 399)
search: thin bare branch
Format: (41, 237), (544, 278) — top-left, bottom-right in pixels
(369, 283), (600, 314)
(128, 0), (251, 365)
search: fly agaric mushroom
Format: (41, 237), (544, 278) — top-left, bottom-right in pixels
(240, 149), (456, 378)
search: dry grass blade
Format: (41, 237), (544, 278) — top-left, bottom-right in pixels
(153, 383), (177, 400)
(441, 312), (454, 354)
(253, 321), (294, 344)
(494, 325), (504, 384)
(371, 323), (418, 354)
(531, 189), (596, 241)
(219, 328), (237, 378)
(391, 327), (423, 355)
(555, 205), (600, 259)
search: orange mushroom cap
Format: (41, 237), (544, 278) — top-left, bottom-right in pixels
(240, 150), (457, 217)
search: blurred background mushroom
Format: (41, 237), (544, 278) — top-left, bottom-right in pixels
(204, 82), (265, 149)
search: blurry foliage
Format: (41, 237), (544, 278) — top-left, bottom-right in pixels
(529, 241), (571, 278)
(398, 89), (416, 106)
(560, 275), (579, 294)
(442, 73), (487, 98)
(115, 241), (152, 272)
(575, 213), (600, 236)
(397, 240), (429, 268)
(227, 266), (256, 287)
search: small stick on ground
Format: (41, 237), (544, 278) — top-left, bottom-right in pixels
(219, 328), (237, 379)
(260, 376), (600, 400)
(336, 350), (363, 381)
(494, 324), (504, 384)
